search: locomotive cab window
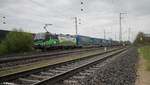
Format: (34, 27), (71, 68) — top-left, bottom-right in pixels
(34, 33), (46, 40)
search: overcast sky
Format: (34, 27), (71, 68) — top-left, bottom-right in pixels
(0, 0), (150, 42)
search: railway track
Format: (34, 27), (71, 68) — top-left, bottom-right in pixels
(0, 47), (109, 70)
(0, 48), (102, 63)
(0, 47), (127, 85)
(0, 47), (121, 71)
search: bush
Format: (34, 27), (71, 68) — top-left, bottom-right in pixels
(0, 29), (34, 55)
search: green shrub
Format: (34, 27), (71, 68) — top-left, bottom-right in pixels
(0, 29), (34, 55)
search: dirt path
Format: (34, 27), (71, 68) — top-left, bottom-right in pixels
(135, 56), (150, 85)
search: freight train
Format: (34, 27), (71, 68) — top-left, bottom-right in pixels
(33, 32), (120, 50)
(0, 30), (9, 43)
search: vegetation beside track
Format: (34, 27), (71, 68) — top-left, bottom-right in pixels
(139, 46), (150, 70)
(133, 32), (150, 45)
(0, 29), (33, 55)
(0, 47), (118, 76)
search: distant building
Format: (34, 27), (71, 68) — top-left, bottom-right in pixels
(144, 34), (150, 37)
(143, 34), (150, 43)
(134, 32), (150, 45)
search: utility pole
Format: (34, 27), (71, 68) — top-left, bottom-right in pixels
(115, 33), (116, 41)
(119, 13), (127, 42)
(104, 29), (106, 47)
(103, 29), (108, 51)
(104, 29), (106, 40)
(128, 28), (131, 41)
(75, 17), (78, 35)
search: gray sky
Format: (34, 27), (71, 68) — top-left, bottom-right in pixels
(0, 0), (150, 42)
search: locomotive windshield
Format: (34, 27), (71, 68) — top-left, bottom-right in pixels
(34, 33), (46, 40)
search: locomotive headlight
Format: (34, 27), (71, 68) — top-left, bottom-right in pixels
(53, 41), (56, 44)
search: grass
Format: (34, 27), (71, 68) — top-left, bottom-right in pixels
(140, 46), (150, 70)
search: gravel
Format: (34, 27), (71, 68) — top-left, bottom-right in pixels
(78, 46), (138, 85)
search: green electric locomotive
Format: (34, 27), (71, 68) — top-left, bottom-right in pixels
(33, 32), (77, 50)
